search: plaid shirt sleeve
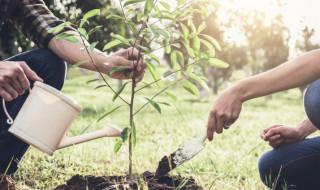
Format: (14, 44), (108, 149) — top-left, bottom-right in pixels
(6, 0), (75, 48)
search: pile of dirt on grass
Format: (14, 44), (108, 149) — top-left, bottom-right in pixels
(55, 171), (203, 190)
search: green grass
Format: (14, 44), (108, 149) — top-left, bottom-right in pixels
(13, 70), (310, 190)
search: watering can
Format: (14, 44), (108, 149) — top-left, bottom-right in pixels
(2, 81), (122, 155)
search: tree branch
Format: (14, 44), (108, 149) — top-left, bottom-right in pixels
(77, 30), (130, 105)
(135, 60), (201, 93)
(133, 79), (182, 116)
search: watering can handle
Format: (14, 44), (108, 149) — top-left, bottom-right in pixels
(2, 98), (14, 125)
(2, 88), (31, 125)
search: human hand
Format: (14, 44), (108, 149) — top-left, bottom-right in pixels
(0, 61), (43, 101)
(261, 125), (304, 148)
(103, 47), (146, 82)
(206, 86), (243, 141)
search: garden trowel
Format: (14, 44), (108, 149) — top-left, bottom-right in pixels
(155, 130), (207, 176)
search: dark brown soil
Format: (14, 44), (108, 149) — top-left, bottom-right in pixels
(55, 171), (203, 190)
(155, 154), (177, 176)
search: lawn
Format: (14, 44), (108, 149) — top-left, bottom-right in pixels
(13, 69), (308, 190)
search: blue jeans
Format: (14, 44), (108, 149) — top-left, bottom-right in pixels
(259, 79), (320, 190)
(0, 49), (66, 174)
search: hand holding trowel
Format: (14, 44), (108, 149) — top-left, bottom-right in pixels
(155, 129), (208, 176)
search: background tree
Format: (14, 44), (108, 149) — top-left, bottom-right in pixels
(0, 0), (128, 59)
(296, 26), (320, 96)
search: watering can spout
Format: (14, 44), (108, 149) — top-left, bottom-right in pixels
(58, 124), (122, 149)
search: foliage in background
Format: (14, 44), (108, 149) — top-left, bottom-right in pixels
(0, 0), (128, 59)
(1, 0), (320, 95)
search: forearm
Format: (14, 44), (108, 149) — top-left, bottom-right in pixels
(48, 31), (110, 73)
(297, 119), (318, 139)
(235, 49), (320, 101)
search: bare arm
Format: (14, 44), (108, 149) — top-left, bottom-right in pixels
(237, 49), (320, 101)
(206, 49), (320, 141)
(48, 31), (145, 81)
(0, 33), (145, 102)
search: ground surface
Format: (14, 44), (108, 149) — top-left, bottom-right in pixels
(13, 70), (311, 189)
(54, 171), (203, 190)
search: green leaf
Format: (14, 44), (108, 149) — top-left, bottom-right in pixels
(88, 26), (102, 36)
(112, 34), (130, 45)
(165, 44), (171, 54)
(80, 9), (100, 28)
(124, 0), (145, 7)
(55, 32), (78, 43)
(83, 9), (101, 20)
(79, 19), (89, 28)
(150, 25), (170, 39)
(183, 42), (195, 57)
(165, 91), (177, 101)
(146, 52), (160, 64)
(197, 22), (207, 33)
(94, 84), (107, 89)
(208, 58), (229, 69)
(146, 62), (163, 87)
(188, 20), (197, 34)
(98, 106), (123, 122)
(183, 81), (200, 96)
(159, 1), (171, 9)
(121, 127), (130, 141)
(145, 98), (162, 114)
(108, 66), (131, 76)
(89, 41), (99, 52)
(86, 78), (100, 84)
(180, 23), (189, 39)
(199, 80), (210, 92)
(200, 34), (221, 51)
(103, 40), (123, 51)
(144, 0), (154, 15)
(187, 71), (210, 92)
(137, 45), (149, 52)
(106, 14), (124, 20)
(158, 102), (171, 106)
(113, 139), (123, 153)
(48, 22), (71, 34)
(78, 28), (88, 40)
(200, 39), (215, 51)
(176, 50), (185, 65)
(131, 122), (136, 146)
(113, 82), (129, 102)
(170, 51), (177, 65)
(192, 36), (201, 51)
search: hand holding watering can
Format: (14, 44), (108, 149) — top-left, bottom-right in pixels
(2, 81), (122, 155)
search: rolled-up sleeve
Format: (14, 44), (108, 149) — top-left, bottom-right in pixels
(7, 0), (74, 48)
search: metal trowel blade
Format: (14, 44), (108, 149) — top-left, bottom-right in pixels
(155, 132), (207, 176)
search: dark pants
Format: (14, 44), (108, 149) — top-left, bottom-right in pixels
(259, 79), (320, 190)
(0, 49), (66, 174)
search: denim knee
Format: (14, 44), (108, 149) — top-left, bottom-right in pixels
(258, 150), (281, 188)
(304, 79), (320, 129)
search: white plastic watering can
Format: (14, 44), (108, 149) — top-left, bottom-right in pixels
(2, 81), (122, 155)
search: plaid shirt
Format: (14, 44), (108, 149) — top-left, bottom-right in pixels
(0, 0), (73, 48)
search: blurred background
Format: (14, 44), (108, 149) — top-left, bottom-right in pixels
(1, 0), (319, 96)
